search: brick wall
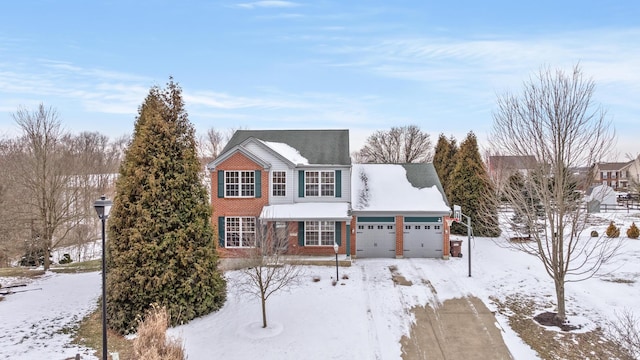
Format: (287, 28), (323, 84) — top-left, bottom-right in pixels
(395, 215), (404, 258)
(211, 152), (268, 257)
(288, 221), (348, 256)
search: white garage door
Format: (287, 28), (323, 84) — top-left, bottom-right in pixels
(403, 220), (443, 258)
(355, 218), (396, 258)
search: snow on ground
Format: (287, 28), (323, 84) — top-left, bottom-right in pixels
(0, 272), (101, 359)
(51, 239), (102, 264)
(2, 211), (640, 359)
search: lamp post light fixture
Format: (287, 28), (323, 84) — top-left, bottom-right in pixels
(94, 195), (112, 360)
(333, 242), (339, 281)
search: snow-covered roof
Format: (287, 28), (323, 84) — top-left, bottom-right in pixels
(261, 140), (309, 165)
(260, 202), (351, 221)
(352, 164), (449, 213)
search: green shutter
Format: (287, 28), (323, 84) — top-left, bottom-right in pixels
(335, 170), (342, 198)
(255, 170), (262, 198)
(298, 221), (305, 246)
(298, 170), (305, 198)
(335, 221), (342, 246)
(218, 217), (225, 247)
(217, 170), (224, 198)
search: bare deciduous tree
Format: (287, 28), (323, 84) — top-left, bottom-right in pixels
(357, 125), (432, 163)
(62, 131), (121, 260)
(4, 105), (77, 270)
(200, 127), (224, 161)
(0, 113), (123, 267)
(490, 64), (618, 323)
(608, 309), (640, 360)
(198, 127), (238, 163)
(237, 221), (304, 328)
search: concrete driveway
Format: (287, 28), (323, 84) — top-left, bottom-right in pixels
(358, 260), (514, 360)
(400, 296), (513, 360)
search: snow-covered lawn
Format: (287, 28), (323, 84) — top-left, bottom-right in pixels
(0, 272), (101, 359)
(1, 211), (639, 359)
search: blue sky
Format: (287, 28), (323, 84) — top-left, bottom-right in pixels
(1, 1), (638, 158)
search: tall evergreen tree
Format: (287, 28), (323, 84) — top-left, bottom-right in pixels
(447, 132), (500, 237)
(432, 134), (457, 202)
(106, 79), (226, 334)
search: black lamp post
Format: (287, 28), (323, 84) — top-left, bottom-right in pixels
(94, 195), (112, 360)
(333, 242), (339, 281)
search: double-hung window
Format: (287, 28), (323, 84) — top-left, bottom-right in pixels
(272, 171), (286, 197)
(225, 171), (254, 197)
(304, 221), (335, 246)
(305, 171), (334, 197)
(225, 217), (256, 247)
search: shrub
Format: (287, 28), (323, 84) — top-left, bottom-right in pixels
(133, 304), (186, 360)
(590, 230), (599, 237)
(59, 253), (73, 264)
(606, 221), (620, 238)
(627, 222), (640, 239)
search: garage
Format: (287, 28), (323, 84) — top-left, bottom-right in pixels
(403, 217), (443, 258)
(355, 217), (396, 258)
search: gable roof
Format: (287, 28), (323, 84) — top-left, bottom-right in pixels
(488, 155), (537, 170)
(351, 163), (450, 213)
(221, 129), (351, 165)
(596, 161), (634, 171)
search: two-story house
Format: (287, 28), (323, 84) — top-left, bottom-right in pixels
(208, 130), (352, 257)
(208, 129), (452, 259)
(593, 160), (638, 190)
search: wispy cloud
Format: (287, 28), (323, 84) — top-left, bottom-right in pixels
(0, 60), (151, 116)
(235, 1), (300, 10)
(316, 28), (640, 87)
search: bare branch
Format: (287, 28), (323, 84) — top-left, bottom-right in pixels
(357, 125), (432, 163)
(236, 221), (305, 328)
(489, 64), (617, 322)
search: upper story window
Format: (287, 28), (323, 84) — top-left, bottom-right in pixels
(305, 171), (334, 197)
(601, 172), (608, 179)
(225, 171), (254, 197)
(272, 171), (286, 197)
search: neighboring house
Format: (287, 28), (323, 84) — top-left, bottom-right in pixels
(592, 159), (639, 190)
(625, 156), (640, 191)
(208, 129), (452, 259)
(487, 155), (538, 192)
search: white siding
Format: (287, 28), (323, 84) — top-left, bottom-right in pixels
(294, 167), (351, 204)
(242, 141), (352, 205)
(243, 142), (295, 204)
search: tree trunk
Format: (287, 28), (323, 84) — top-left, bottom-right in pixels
(43, 238), (51, 271)
(554, 279), (566, 323)
(261, 295), (267, 328)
